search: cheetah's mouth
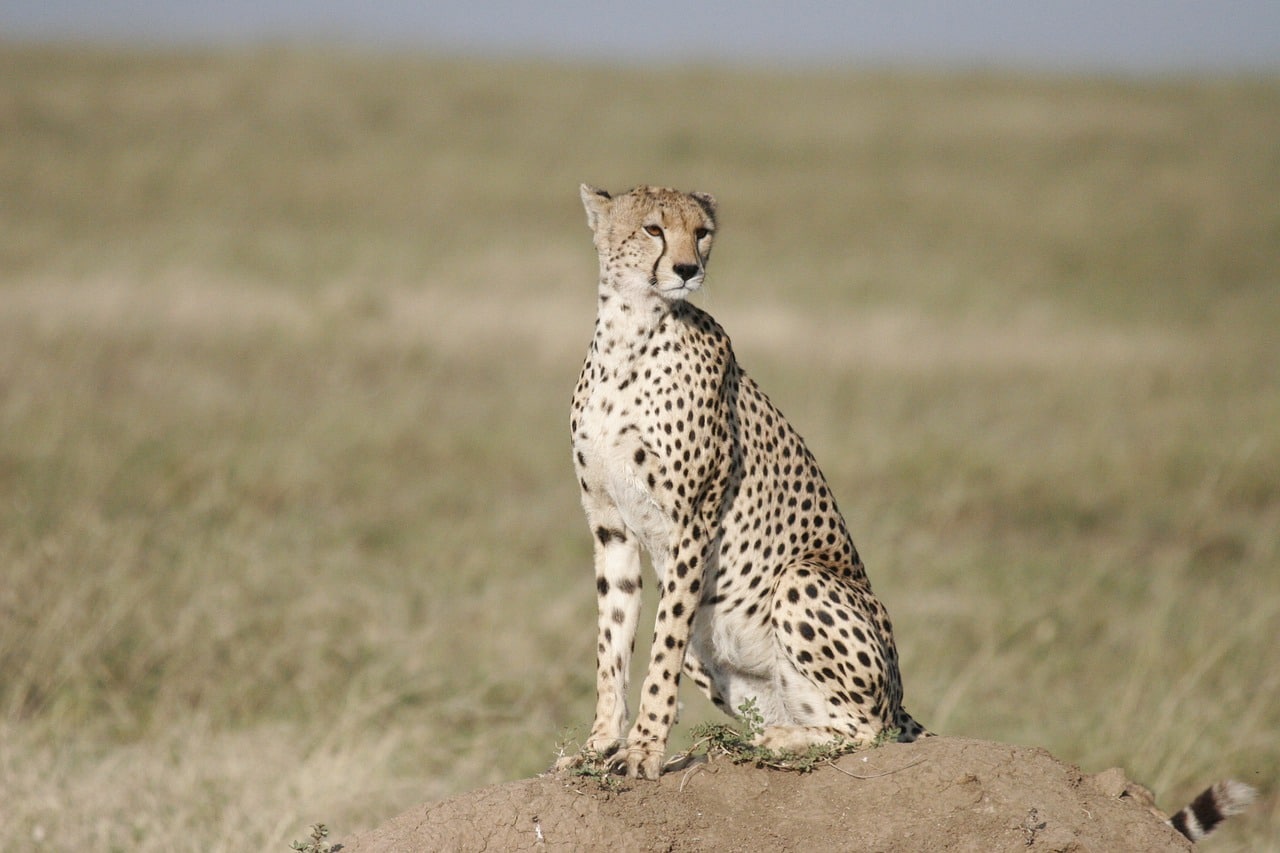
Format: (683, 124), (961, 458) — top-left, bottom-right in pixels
(653, 279), (703, 299)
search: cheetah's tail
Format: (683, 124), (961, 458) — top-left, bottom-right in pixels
(1168, 779), (1256, 842)
(894, 709), (931, 743)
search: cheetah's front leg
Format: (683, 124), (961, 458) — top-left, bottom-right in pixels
(612, 535), (708, 779)
(556, 515), (645, 771)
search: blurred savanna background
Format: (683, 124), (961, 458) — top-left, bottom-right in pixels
(1, 3), (1277, 850)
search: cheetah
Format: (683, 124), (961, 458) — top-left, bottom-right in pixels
(560, 184), (927, 780)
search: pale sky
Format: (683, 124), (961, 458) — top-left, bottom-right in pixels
(3, 0), (1278, 73)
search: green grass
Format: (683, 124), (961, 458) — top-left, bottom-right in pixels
(0, 45), (1276, 850)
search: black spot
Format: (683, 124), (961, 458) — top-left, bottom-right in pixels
(596, 526), (625, 546)
(798, 621), (815, 641)
(786, 588), (800, 604)
(634, 448), (646, 464)
(597, 577), (610, 596)
(857, 651), (873, 667)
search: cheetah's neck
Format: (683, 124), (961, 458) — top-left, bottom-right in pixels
(589, 282), (678, 375)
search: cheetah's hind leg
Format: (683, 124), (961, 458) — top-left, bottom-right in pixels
(758, 561), (921, 753)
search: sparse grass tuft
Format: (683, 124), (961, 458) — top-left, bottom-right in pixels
(565, 747), (630, 792)
(552, 730), (630, 791)
(679, 699), (895, 773)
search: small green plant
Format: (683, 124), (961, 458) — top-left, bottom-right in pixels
(677, 698), (887, 773)
(554, 731), (629, 792)
(290, 824), (332, 853)
(566, 746), (628, 791)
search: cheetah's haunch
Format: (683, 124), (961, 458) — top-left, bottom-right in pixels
(561, 184), (927, 780)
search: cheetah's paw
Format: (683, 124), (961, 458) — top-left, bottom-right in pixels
(608, 741), (665, 780)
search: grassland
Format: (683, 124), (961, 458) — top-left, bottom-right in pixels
(0, 44), (1276, 849)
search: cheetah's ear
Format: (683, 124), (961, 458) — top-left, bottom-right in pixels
(691, 191), (717, 218)
(580, 183), (613, 232)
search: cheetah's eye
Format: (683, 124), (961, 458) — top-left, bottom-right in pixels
(695, 228), (712, 240)
(644, 225), (663, 237)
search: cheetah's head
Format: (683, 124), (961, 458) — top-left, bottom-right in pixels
(580, 184), (717, 301)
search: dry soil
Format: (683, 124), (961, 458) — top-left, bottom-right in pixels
(341, 736), (1193, 852)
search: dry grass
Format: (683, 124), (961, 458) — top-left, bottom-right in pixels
(0, 45), (1276, 849)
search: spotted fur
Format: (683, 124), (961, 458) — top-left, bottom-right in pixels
(560, 184), (926, 779)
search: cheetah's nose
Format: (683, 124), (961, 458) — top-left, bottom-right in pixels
(673, 264), (700, 282)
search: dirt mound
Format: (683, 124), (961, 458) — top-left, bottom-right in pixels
(340, 737), (1192, 852)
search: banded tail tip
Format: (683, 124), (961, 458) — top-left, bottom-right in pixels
(1169, 779), (1257, 842)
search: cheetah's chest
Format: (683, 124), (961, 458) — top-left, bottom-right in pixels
(573, 305), (729, 558)
(574, 375), (673, 555)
